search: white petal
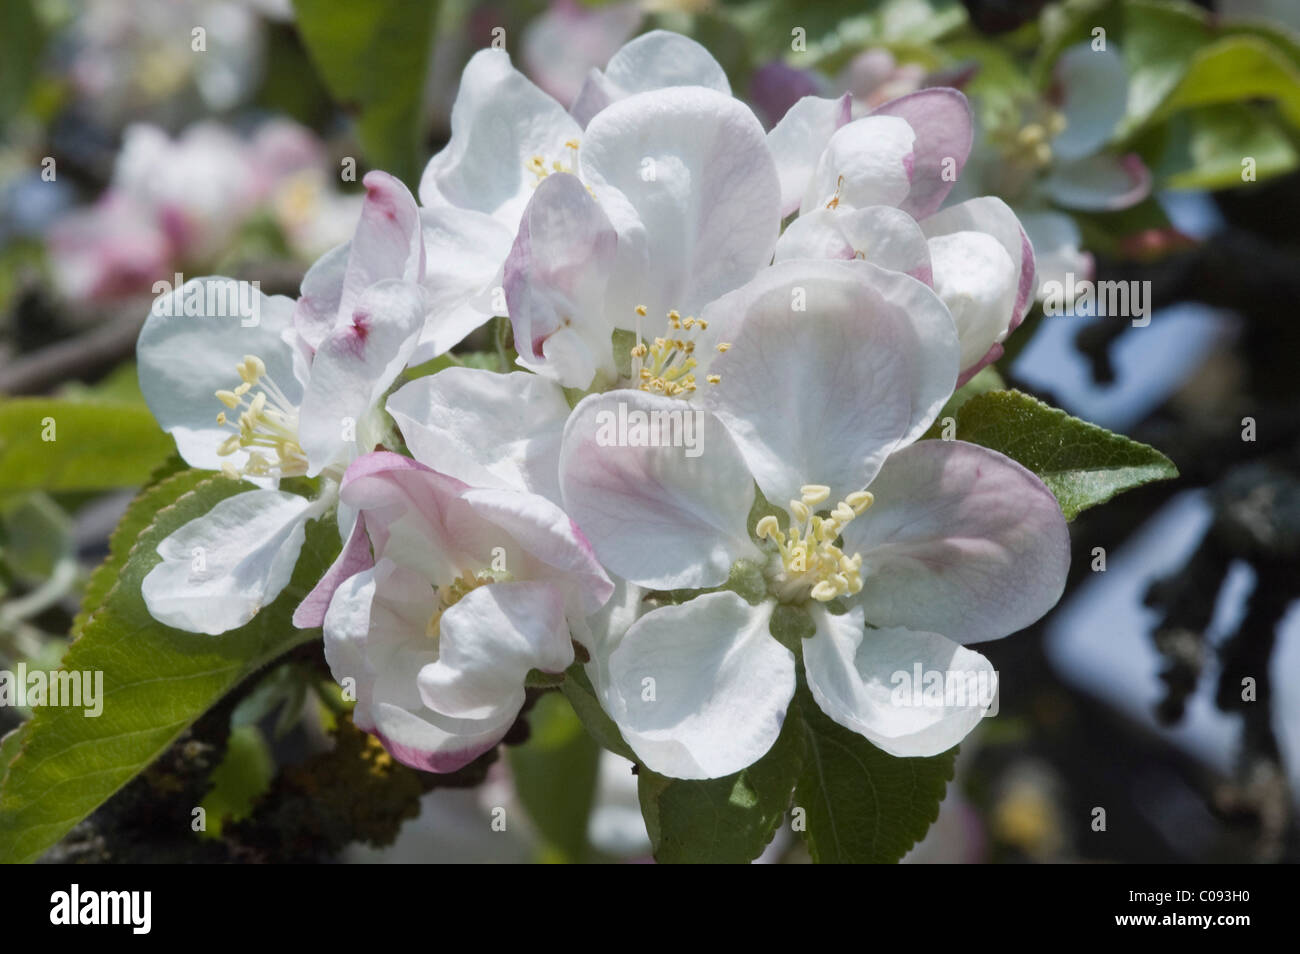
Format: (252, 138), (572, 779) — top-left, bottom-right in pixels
(804, 605), (995, 757)
(414, 205), (515, 359)
(298, 280), (428, 475)
(800, 115), (915, 215)
(580, 86), (781, 323)
(701, 259), (959, 506)
(387, 368), (571, 504)
(141, 489), (313, 635)
(1019, 209), (1093, 292)
(137, 277), (300, 474)
(1052, 44), (1128, 161)
(773, 205), (932, 283)
(1043, 153), (1152, 211)
(765, 93), (851, 217)
(926, 230), (1018, 372)
(559, 391), (761, 590)
(570, 29), (731, 127)
(608, 593), (794, 779)
(418, 581), (573, 721)
(336, 171), (426, 323)
(418, 48), (582, 229)
(841, 440), (1070, 643)
(294, 243), (348, 350)
(870, 87), (974, 219)
(323, 563), (515, 772)
(503, 172), (619, 388)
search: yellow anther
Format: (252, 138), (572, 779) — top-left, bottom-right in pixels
(846, 490), (874, 513)
(800, 484), (831, 506)
(212, 353), (307, 478)
(717, 342), (731, 353)
(789, 500), (811, 523)
(564, 139), (580, 150)
(216, 411), (227, 426)
(755, 515), (780, 540)
(706, 374), (721, 385)
(216, 389), (240, 409)
(635, 304), (647, 316)
(826, 174), (846, 210)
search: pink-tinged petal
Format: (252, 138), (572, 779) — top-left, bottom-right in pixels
(294, 242), (347, 350)
(580, 86), (781, 324)
(766, 93), (852, 217)
(460, 488), (613, 616)
(570, 29), (730, 127)
(559, 391), (762, 591)
(419, 49), (582, 229)
(921, 196), (1036, 336)
(773, 205), (932, 283)
(293, 512), (373, 628)
(323, 564), (515, 773)
(1019, 209), (1093, 293)
(419, 581), (573, 721)
(387, 368), (571, 504)
(802, 114), (916, 214)
(607, 593), (795, 779)
(926, 230), (1018, 373)
(338, 452), (472, 585)
(297, 280), (427, 475)
(1043, 153), (1152, 211)
(841, 440), (1070, 644)
(804, 605), (996, 757)
(337, 171), (425, 319)
(871, 87), (974, 218)
(1051, 44), (1128, 162)
(504, 172), (619, 389)
(701, 259), (960, 507)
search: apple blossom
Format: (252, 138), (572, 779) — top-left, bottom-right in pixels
(135, 171), (429, 634)
(309, 451), (612, 772)
(556, 260), (1070, 778)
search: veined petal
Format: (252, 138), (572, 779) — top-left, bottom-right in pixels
(580, 86), (781, 323)
(293, 511), (373, 629)
(559, 391), (761, 590)
(841, 440), (1070, 644)
(702, 259), (959, 506)
(294, 242), (348, 350)
(141, 489), (314, 635)
(1043, 153), (1152, 211)
(773, 205), (932, 283)
(766, 93), (852, 218)
(337, 171), (426, 323)
(804, 606), (995, 757)
(298, 279), (428, 475)
(607, 592), (794, 779)
(137, 277), (300, 474)
(504, 172), (618, 389)
(871, 87), (974, 218)
(570, 29), (731, 127)
(418, 581), (573, 721)
(418, 48), (583, 229)
(387, 368), (570, 504)
(801, 114), (915, 215)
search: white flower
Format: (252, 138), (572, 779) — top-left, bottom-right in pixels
(556, 261), (1070, 778)
(136, 172), (429, 634)
(308, 451), (612, 772)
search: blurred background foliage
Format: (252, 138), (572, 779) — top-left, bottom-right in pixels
(1, 0), (1298, 862)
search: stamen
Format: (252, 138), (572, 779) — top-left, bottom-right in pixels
(212, 354), (307, 478)
(759, 489), (874, 602)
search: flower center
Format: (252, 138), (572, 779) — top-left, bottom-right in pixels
(214, 354), (307, 479)
(425, 570), (510, 641)
(756, 484), (873, 602)
(629, 305), (730, 398)
(527, 139), (581, 185)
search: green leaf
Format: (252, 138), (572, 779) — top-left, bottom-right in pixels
(292, 0), (440, 189)
(560, 664), (636, 762)
(0, 398), (176, 494)
(0, 0), (44, 122)
(920, 365), (1005, 441)
(1156, 104), (1298, 190)
(508, 692), (601, 863)
(1151, 35), (1300, 128)
(0, 473), (340, 863)
(198, 724), (274, 838)
(792, 686), (956, 863)
(638, 702), (805, 864)
(955, 389), (1178, 520)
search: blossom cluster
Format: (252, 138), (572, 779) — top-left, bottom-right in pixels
(135, 31), (1069, 780)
